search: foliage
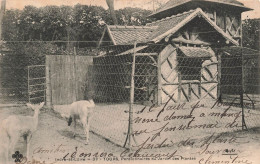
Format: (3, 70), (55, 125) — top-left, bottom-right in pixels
(116, 7), (153, 26)
(242, 18), (260, 50)
(2, 5), (152, 44)
(0, 4), (151, 100)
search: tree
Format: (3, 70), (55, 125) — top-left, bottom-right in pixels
(2, 9), (21, 41)
(0, 0), (6, 40)
(242, 18), (260, 50)
(106, 0), (118, 25)
(116, 7), (153, 26)
(2, 4), (152, 45)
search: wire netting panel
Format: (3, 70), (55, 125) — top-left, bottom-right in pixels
(243, 51), (260, 104)
(92, 45), (161, 105)
(177, 57), (203, 81)
(134, 55), (158, 104)
(93, 54), (132, 103)
(220, 47), (260, 110)
(221, 54), (243, 95)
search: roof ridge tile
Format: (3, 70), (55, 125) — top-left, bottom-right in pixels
(147, 8), (196, 26)
(107, 25), (156, 30)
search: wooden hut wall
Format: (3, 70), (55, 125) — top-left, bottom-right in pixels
(159, 44), (218, 104)
(200, 57), (218, 100)
(160, 44), (179, 104)
(216, 10), (241, 43)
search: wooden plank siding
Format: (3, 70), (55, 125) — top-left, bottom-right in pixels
(160, 44), (178, 104)
(46, 55), (93, 105)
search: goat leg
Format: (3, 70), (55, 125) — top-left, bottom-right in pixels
(26, 134), (32, 161)
(81, 118), (89, 145)
(9, 135), (18, 160)
(68, 116), (72, 126)
(73, 117), (76, 138)
(86, 115), (92, 145)
(4, 141), (9, 164)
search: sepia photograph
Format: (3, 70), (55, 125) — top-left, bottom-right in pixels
(0, 0), (259, 163)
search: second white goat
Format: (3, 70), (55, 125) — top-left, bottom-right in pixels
(67, 100), (95, 145)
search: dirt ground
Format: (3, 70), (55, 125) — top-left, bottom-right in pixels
(0, 105), (125, 164)
(0, 104), (260, 164)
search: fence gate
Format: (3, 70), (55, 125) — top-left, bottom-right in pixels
(28, 65), (46, 104)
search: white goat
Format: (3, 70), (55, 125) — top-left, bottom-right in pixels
(67, 99), (95, 145)
(0, 102), (44, 163)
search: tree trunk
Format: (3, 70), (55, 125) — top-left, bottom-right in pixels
(106, 0), (118, 25)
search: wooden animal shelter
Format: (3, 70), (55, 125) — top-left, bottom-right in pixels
(95, 0), (252, 105)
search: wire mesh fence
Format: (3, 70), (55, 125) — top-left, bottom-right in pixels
(0, 55), (29, 104)
(133, 53), (158, 104)
(90, 45), (135, 146)
(92, 42), (260, 148)
(243, 50), (260, 109)
(92, 53), (132, 103)
(0, 54), (46, 104)
(0, 41), (100, 105)
(0, 40), (259, 149)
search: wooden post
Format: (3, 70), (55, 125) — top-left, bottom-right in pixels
(199, 69), (202, 99)
(74, 47), (78, 101)
(45, 57), (52, 108)
(28, 66), (30, 103)
(224, 12), (227, 33)
(241, 48), (247, 130)
(124, 42), (137, 149)
(157, 52), (162, 106)
(240, 14), (243, 47)
(217, 51), (222, 101)
(44, 69), (46, 104)
(214, 11), (217, 24)
(188, 82), (191, 101)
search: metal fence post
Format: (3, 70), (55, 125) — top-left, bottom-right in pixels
(45, 57), (52, 108)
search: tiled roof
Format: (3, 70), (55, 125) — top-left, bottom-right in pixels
(147, 8), (238, 45)
(150, 0), (251, 18)
(103, 8), (239, 46)
(117, 46), (148, 55)
(178, 46), (214, 58)
(146, 9), (195, 41)
(106, 26), (156, 45)
(221, 46), (260, 57)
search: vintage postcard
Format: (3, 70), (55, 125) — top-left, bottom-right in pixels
(0, 0), (259, 164)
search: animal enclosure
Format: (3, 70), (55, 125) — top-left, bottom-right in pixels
(92, 47), (159, 104)
(92, 43), (218, 105)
